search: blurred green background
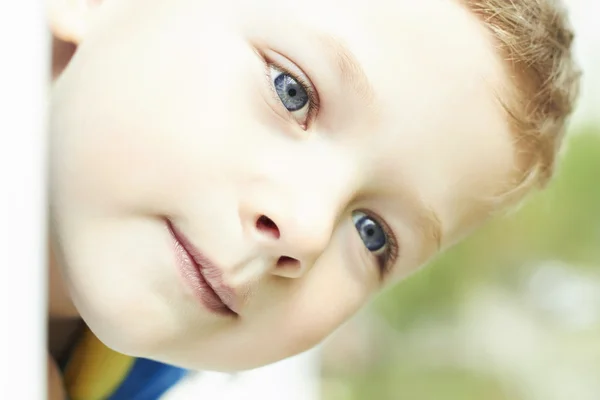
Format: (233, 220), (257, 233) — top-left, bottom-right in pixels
(322, 127), (600, 400)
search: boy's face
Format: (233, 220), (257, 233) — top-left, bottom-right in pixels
(50, 0), (515, 370)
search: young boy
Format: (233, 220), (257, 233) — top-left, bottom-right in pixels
(47, 0), (581, 398)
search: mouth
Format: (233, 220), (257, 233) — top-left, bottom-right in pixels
(166, 219), (238, 317)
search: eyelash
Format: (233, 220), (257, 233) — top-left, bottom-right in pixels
(362, 210), (400, 279)
(265, 60), (320, 128)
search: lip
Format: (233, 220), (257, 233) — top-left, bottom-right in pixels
(166, 219), (238, 317)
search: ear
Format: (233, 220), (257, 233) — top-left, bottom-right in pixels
(47, 0), (102, 44)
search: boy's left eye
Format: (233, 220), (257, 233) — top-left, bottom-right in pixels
(268, 65), (317, 127)
(351, 210), (399, 278)
(352, 211), (387, 253)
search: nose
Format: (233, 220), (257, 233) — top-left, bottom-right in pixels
(253, 194), (339, 278)
(238, 139), (358, 278)
(241, 177), (351, 279)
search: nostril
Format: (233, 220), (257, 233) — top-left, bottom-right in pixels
(276, 256), (300, 269)
(256, 215), (280, 239)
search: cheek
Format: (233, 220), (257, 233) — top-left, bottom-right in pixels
(51, 22), (269, 214)
(279, 257), (372, 355)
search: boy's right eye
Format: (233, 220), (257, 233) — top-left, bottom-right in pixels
(267, 62), (319, 129)
(271, 68), (309, 112)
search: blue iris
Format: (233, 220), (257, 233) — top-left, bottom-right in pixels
(354, 213), (387, 252)
(274, 73), (309, 112)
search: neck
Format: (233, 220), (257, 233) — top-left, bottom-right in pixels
(48, 237), (79, 319)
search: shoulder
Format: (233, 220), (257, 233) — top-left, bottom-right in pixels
(63, 328), (188, 400)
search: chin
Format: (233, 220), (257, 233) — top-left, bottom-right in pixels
(73, 292), (177, 360)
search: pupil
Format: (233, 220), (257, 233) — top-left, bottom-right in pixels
(353, 214), (387, 253)
(273, 73), (309, 112)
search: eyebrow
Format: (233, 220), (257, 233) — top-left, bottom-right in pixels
(384, 201), (442, 282)
(416, 205), (443, 253)
(316, 34), (376, 104)
(398, 191), (443, 260)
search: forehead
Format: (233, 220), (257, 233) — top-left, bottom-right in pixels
(353, 1), (516, 241)
(234, 0), (515, 236)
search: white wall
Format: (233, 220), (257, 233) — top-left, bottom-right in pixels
(0, 1), (48, 398)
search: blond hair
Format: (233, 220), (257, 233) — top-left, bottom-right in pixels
(465, 0), (582, 201)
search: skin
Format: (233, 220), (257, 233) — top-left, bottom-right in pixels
(48, 0), (516, 372)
